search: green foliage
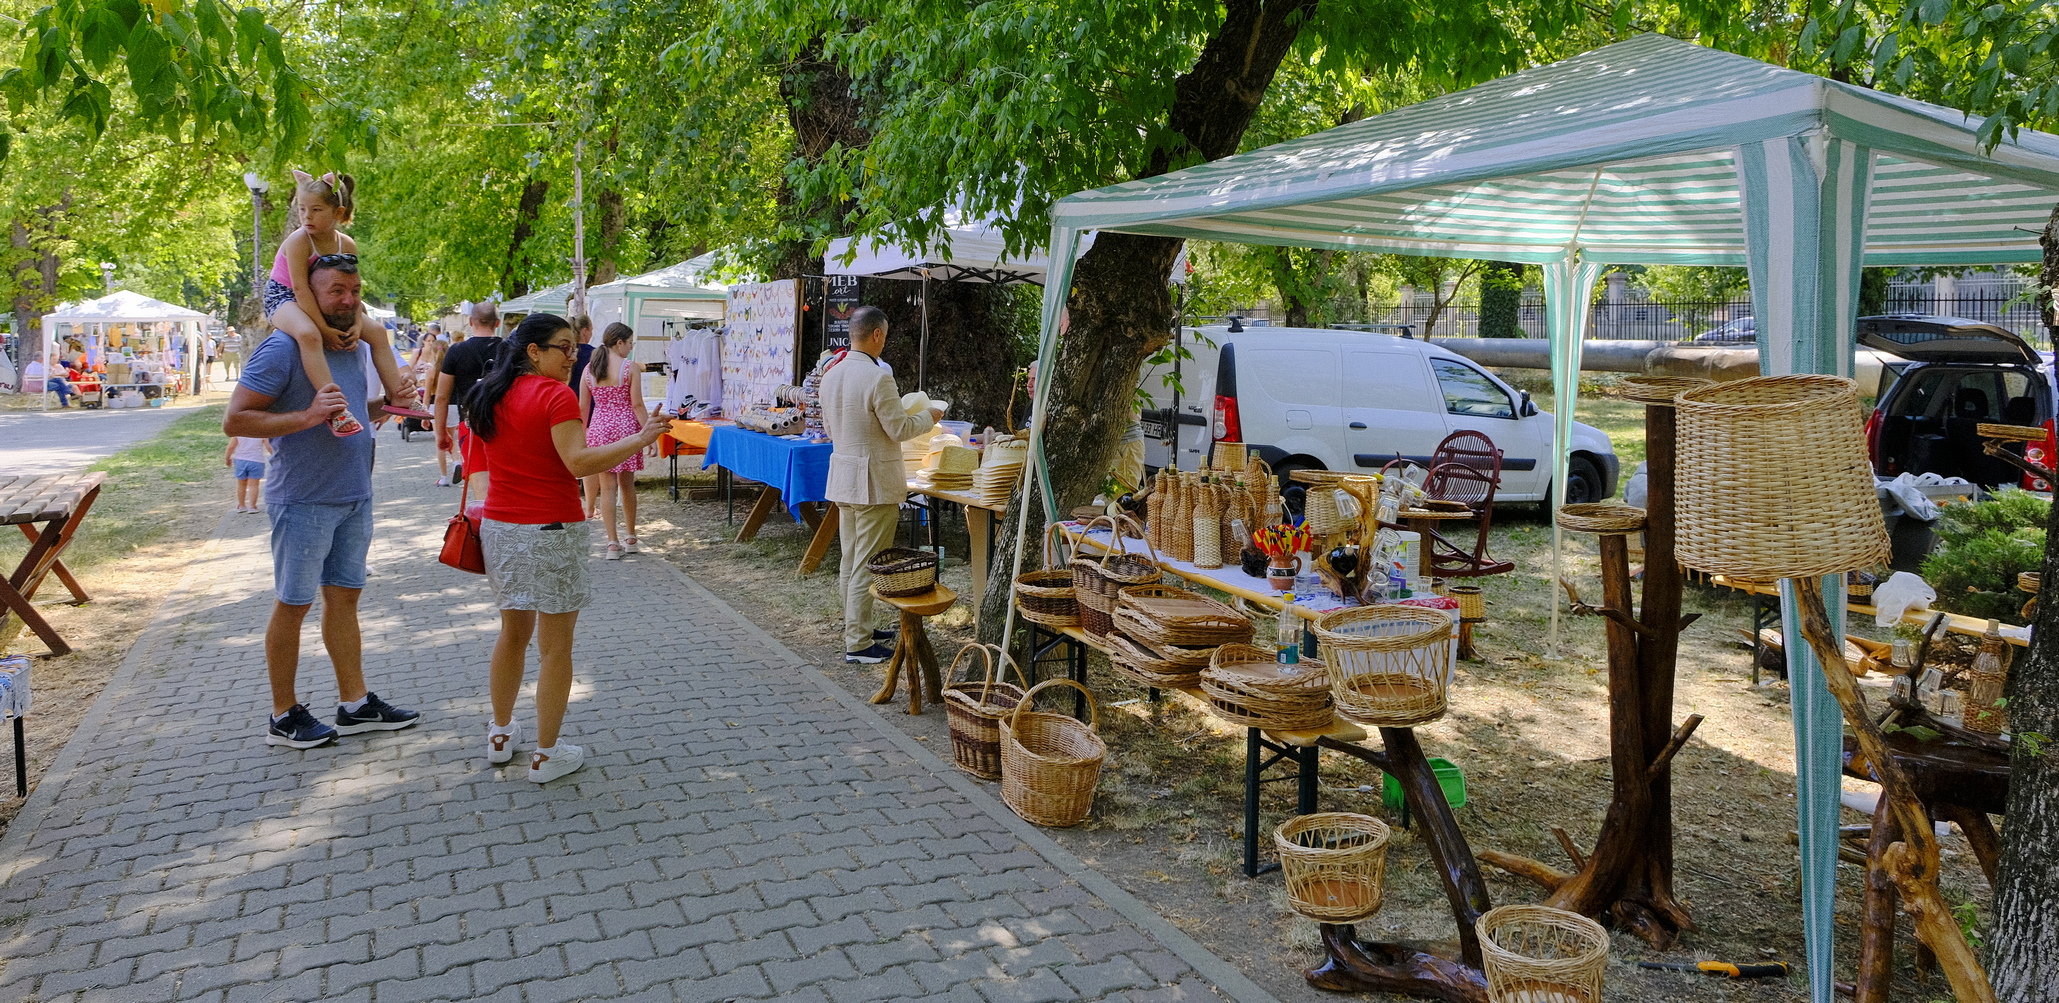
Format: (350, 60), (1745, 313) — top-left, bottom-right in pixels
(1919, 489), (2049, 623)
(1638, 265), (1749, 302)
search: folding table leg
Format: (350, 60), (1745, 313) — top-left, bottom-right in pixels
(1297, 745), (1320, 814)
(12, 717), (22, 798)
(1244, 728), (1263, 877)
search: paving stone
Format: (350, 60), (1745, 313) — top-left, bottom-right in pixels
(0, 444), (1249, 1003)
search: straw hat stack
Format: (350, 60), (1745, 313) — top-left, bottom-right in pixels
(974, 434), (1029, 506)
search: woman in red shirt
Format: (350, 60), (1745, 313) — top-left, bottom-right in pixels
(467, 313), (668, 783)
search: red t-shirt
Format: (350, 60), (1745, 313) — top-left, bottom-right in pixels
(480, 374), (585, 524)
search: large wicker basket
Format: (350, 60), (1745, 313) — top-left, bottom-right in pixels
(942, 644), (1029, 781)
(1476, 904), (1610, 1003)
(1114, 584), (1254, 648)
(1675, 376), (1890, 579)
(1106, 632), (1204, 689)
(1000, 679), (1107, 827)
(1071, 515), (1161, 608)
(867, 547), (939, 597)
(1275, 813), (1391, 923)
(1312, 606), (1455, 727)
(1200, 643), (1334, 731)
(1016, 524), (1079, 628)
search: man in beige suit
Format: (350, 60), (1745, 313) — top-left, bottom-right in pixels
(821, 306), (943, 662)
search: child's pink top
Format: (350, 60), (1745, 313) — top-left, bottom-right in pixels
(268, 245), (313, 288)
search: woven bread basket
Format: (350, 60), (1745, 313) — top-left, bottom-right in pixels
(1105, 631), (1205, 689)
(1114, 585), (1254, 648)
(1675, 376), (1890, 579)
(1275, 813), (1391, 923)
(1000, 679), (1107, 827)
(941, 644), (1029, 780)
(1200, 643), (1334, 730)
(1616, 375), (1711, 407)
(867, 547), (939, 597)
(1312, 605), (1455, 727)
(1476, 904), (1610, 1003)
(1016, 524), (1079, 628)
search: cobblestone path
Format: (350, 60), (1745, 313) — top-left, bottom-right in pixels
(0, 438), (1273, 1003)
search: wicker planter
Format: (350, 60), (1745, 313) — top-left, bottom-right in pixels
(1275, 813), (1391, 923)
(867, 547), (939, 597)
(1675, 376), (1890, 579)
(942, 644), (1029, 781)
(1000, 679), (1107, 827)
(1312, 606), (1455, 727)
(1476, 904), (1610, 1003)
(1200, 643), (1334, 730)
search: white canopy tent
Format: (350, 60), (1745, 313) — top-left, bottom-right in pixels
(1011, 34), (2059, 1001)
(500, 280), (574, 317)
(587, 252), (728, 363)
(40, 291), (211, 410)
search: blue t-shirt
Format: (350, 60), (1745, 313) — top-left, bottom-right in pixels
(239, 331), (376, 506)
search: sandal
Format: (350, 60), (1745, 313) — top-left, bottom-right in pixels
(624, 537), (640, 554)
(604, 544), (624, 561)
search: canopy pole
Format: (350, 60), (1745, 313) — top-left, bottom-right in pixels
(997, 228), (1081, 659)
(917, 268), (930, 388)
(1540, 255), (1602, 658)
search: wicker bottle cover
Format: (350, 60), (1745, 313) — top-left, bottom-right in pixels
(1193, 483), (1223, 568)
(1146, 476), (1167, 553)
(1965, 619), (2011, 734)
(1218, 484), (1242, 560)
(1168, 474), (1194, 563)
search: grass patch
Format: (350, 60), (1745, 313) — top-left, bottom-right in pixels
(0, 405), (229, 575)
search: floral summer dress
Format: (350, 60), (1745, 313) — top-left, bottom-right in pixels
(584, 375), (646, 474)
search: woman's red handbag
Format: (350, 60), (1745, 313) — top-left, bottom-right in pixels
(439, 478), (486, 574)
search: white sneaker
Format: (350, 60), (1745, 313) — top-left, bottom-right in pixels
(436, 477), (450, 487)
(529, 743), (585, 783)
(624, 537), (641, 553)
(488, 719), (520, 765)
(604, 544), (624, 561)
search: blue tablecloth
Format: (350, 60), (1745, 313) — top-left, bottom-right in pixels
(703, 426), (833, 518)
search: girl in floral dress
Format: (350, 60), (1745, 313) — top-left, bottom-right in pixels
(578, 323), (649, 560)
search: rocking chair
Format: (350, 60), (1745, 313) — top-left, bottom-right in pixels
(1421, 430), (1515, 578)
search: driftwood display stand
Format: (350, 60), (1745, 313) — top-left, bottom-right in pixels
(1479, 382), (1703, 947)
(1308, 729), (1493, 1003)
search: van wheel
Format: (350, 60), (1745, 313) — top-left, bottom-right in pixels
(1562, 456), (1604, 505)
(1275, 463), (1316, 519)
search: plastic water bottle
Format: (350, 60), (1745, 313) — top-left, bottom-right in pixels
(1276, 593), (1301, 665)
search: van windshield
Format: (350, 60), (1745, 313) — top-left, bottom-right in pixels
(1431, 359), (1515, 419)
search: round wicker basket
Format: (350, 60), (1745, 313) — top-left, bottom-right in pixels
(1016, 525), (1079, 628)
(867, 547), (939, 597)
(1200, 643), (1333, 730)
(1449, 585), (1486, 623)
(1555, 503), (1646, 536)
(1312, 606), (1455, 727)
(1105, 632), (1204, 689)
(1675, 375), (1890, 579)
(1275, 813), (1391, 923)
(1000, 679), (1107, 827)
(1475, 904), (1610, 1003)
(1616, 375), (1711, 407)
(1306, 485), (1346, 535)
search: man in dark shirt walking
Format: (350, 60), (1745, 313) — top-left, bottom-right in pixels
(435, 300), (503, 496)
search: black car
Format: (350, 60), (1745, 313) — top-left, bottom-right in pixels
(1863, 314), (2055, 489)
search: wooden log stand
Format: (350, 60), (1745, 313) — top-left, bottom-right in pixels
(869, 584), (954, 714)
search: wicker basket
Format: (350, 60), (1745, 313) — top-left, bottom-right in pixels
(1555, 503), (1646, 536)
(1138, 637), (1221, 669)
(1675, 376), (1890, 579)
(1071, 514), (1160, 605)
(1616, 375), (1711, 407)
(1275, 813), (1391, 923)
(1106, 632), (1205, 688)
(1450, 585), (1486, 623)
(1306, 484), (1347, 535)
(868, 547), (939, 597)
(1313, 606), (1455, 727)
(942, 645), (1030, 780)
(1000, 679), (1108, 827)
(1201, 643), (1334, 730)
(1476, 905), (1610, 1003)
(1016, 524), (1079, 628)
(1213, 441), (1248, 470)
(2020, 571), (2042, 594)
(1114, 585), (1254, 648)
(1289, 468), (1352, 487)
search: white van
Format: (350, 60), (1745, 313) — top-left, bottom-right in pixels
(1140, 325), (1618, 506)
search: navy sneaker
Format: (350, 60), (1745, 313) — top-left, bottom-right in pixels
(335, 692), (422, 735)
(267, 704), (338, 749)
(845, 643), (894, 664)
(872, 628), (898, 642)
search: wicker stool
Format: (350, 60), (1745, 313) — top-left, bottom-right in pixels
(869, 584), (958, 715)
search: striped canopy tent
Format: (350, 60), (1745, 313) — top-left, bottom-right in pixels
(1012, 33), (2059, 1001)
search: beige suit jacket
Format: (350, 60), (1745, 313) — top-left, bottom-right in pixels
(820, 351), (933, 506)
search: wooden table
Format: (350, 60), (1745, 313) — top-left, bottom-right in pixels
(1713, 573), (2026, 685)
(0, 473), (105, 656)
(907, 483), (1007, 612)
(661, 419), (715, 501)
(1062, 524), (1353, 622)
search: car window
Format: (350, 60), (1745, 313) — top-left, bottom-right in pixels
(1431, 359), (1515, 419)
(1242, 348), (1340, 405)
(1347, 351), (1438, 412)
(1891, 367), (2037, 421)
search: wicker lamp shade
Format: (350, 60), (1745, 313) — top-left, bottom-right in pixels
(1675, 376), (1889, 579)
(1000, 679), (1108, 827)
(1475, 905), (1610, 1003)
(1616, 375), (1711, 407)
(1312, 606), (1455, 727)
(1275, 813), (1391, 923)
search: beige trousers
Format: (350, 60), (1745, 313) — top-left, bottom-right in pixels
(837, 501), (902, 652)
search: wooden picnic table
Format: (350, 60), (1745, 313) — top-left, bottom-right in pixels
(0, 472), (105, 656)
(906, 483), (1007, 613)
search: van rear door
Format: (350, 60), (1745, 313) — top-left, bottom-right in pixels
(1342, 348), (1449, 471)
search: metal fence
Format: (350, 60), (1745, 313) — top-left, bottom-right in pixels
(1370, 288), (2052, 343)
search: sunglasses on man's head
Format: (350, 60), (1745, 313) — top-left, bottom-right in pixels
(312, 253), (360, 267)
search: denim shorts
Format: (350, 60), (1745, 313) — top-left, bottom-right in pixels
(267, 500), (373, 605)
(232, 459), (266, 481)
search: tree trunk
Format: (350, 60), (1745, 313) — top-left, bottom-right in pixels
(594, 125), (627, 284)
(501, 176), (550, 299)
(10, 200), (67, 367)
(771, 35), (870, 281)
(980, 0), (1319, 638)
(1991, 201), (2059, 1003)
(1479, 261), (1524, 338)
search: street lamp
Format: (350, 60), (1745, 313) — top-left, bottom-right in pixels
(242, 172), (269, 297)
(99, 262), (114, 294)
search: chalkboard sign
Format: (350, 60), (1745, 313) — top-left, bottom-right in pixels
(825, 274), (860, 352)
